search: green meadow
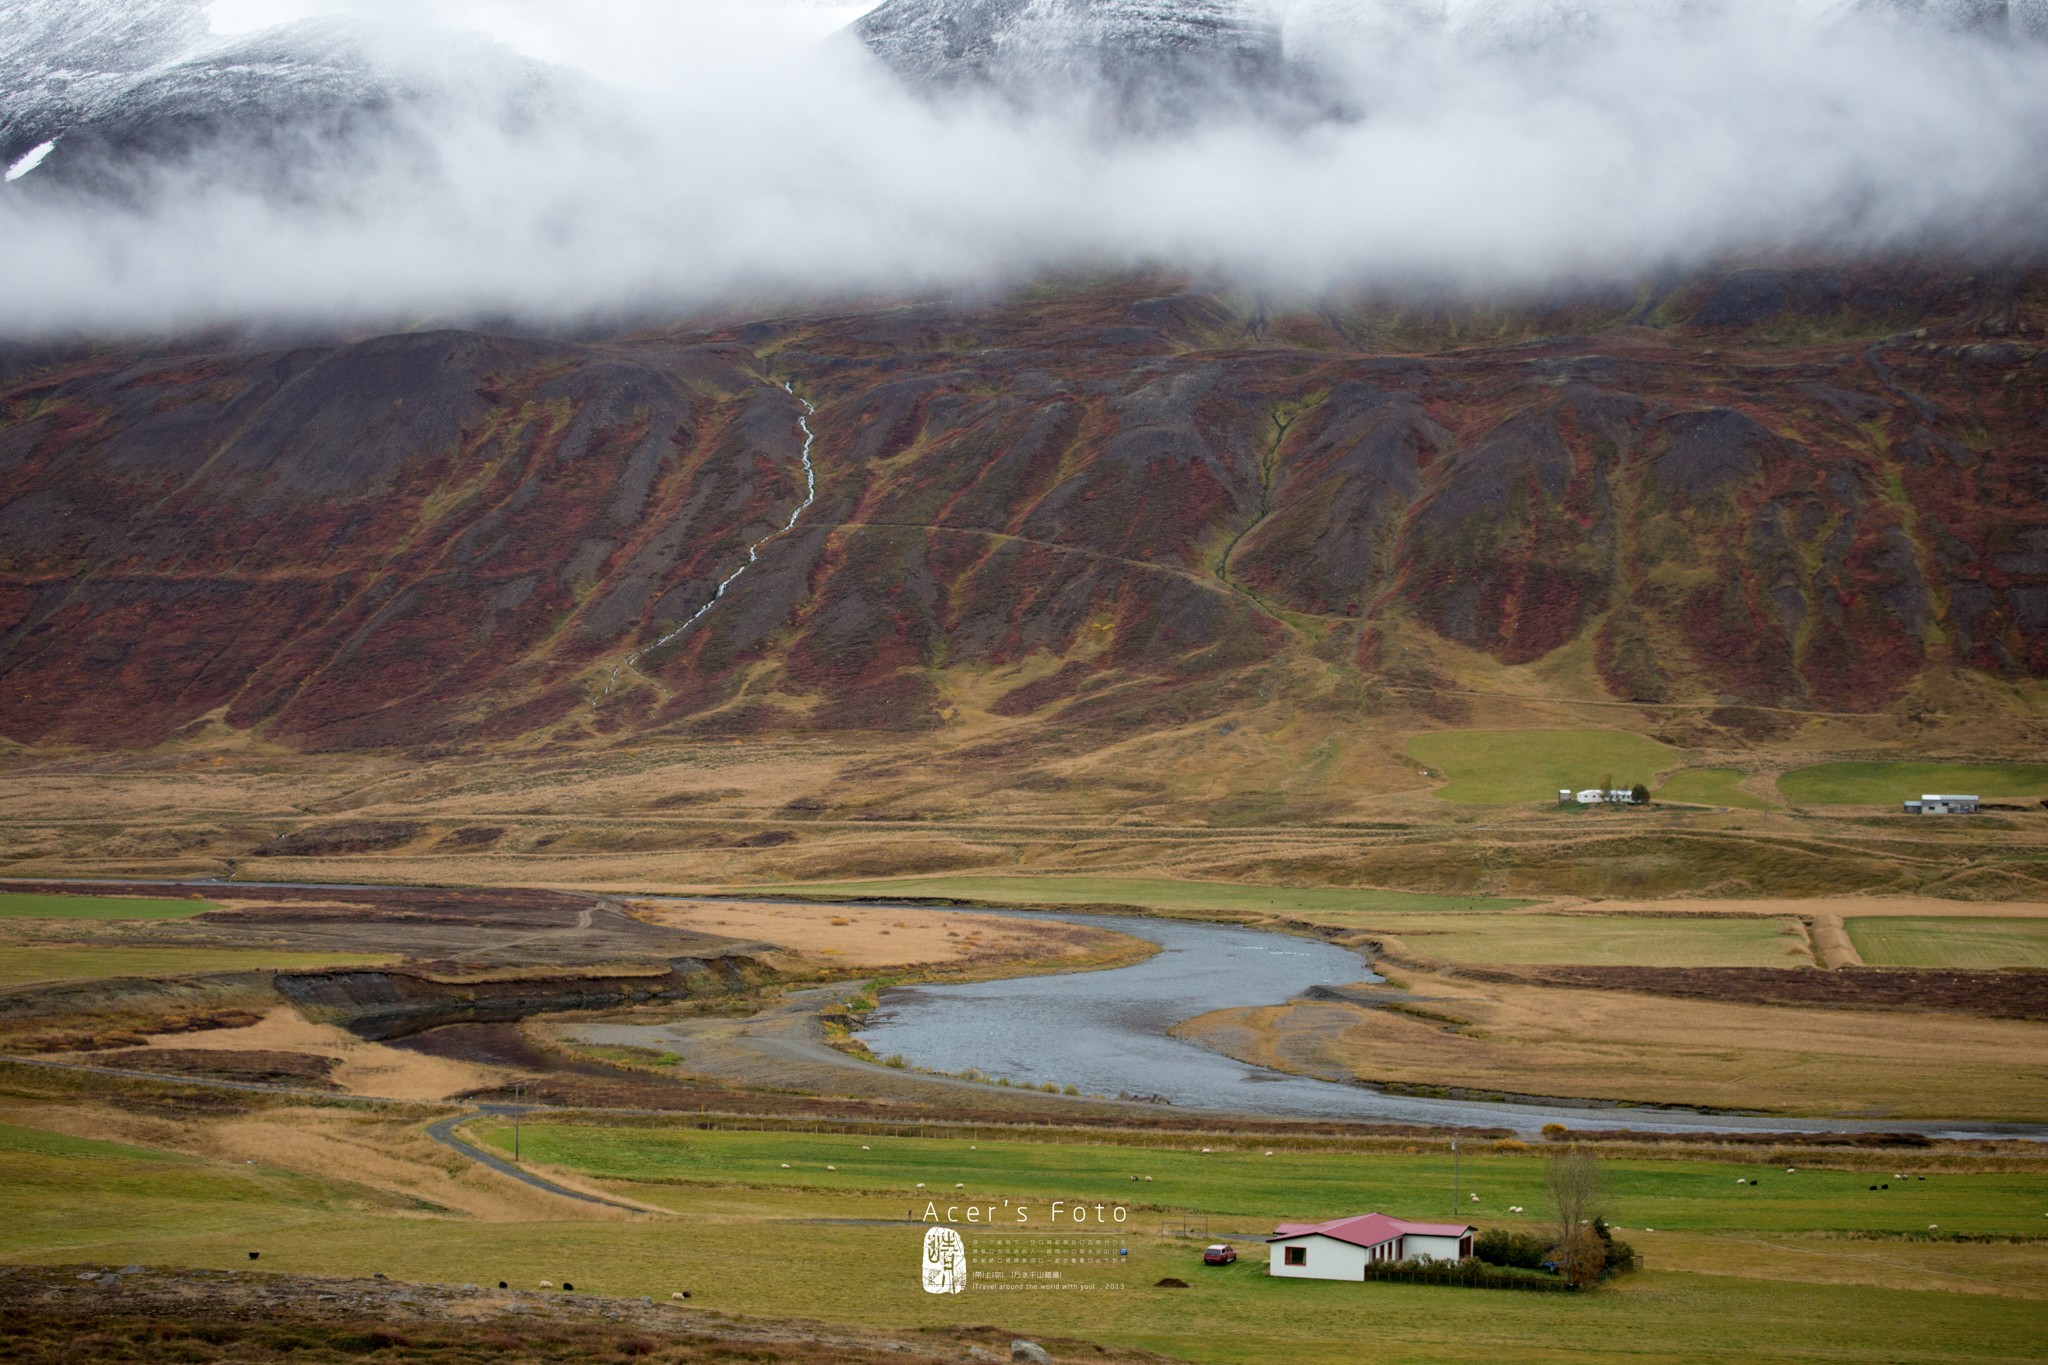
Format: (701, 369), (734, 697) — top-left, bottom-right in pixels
(0, 892), (217, 920)
(1654, 767), (1778, 811)
(741, 875), (1525, 916)
(0, 1057), (2040, 1365)
(1407, 730), (1678, 805)
(1777, 762), (2048, 806)
(2, 1115), (2045, 1365)
(1846, 917), (2048, 970)
(0, 946), (394, 989)
(470, 1123), (2048, 1238)
(0, 1121), (390, 1255)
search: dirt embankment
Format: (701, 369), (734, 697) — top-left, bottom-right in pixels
(0, 1266), (1165, 1365)
(275, 955), (781, 1040)
(1457, 964), (2048, 1020)
(1357, 933), (2043, 1018)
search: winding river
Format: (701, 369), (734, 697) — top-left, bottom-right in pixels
(857, 911), (2044, 1140)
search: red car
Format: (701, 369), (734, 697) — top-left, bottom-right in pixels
(1202, 1244), (1237, 1266)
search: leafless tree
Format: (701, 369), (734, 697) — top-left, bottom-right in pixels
(1546, 1147), (1605, 1287)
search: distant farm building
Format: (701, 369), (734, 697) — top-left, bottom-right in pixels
(1267, 1214), (1474, 1280)
(1571, 788), (1639, 805)
(1903, 794), (1980, 815)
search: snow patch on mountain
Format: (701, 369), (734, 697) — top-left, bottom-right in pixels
(0, 0), (571, 196)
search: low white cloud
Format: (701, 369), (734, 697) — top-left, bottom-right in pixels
(3, 0), (2045, 334)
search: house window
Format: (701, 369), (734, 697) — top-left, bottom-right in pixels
(1284, 1246), (1307, 1266)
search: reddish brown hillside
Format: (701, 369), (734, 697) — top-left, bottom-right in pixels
(0, 266), (2043, 751)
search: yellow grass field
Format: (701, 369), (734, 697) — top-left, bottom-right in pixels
(1177, 977), (2048, 1121)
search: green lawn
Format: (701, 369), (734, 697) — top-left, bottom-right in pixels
(0, 1121), (382, 1256)
(1654, 768), (1778, 811)
(3, 1115), (2045, 1365)
(1777, 762), (2048, 806)
(0, 892), (218, 920)
(1335, 912), (1804, 967)
(0, 947), (393, 989)
(738, 875), (1526, 916)
(471, 1123), (2048, 1238)
(1846, 916), (2048, 969)
(1407, 730), (1679, 805)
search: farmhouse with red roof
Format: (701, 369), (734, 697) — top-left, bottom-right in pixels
(1266, 1213), (1475, 1280)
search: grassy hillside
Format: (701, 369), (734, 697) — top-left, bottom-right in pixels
(1408, 730), (1677, 804)
(1779, 763), (2048, 806)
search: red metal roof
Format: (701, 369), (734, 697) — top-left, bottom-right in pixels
(1267, 1213), (1474, 1247)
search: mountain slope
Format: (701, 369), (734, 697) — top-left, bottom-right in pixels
(854, 0), (1294, 122)
(0, 0), (564, 196)
(0, 267), (2043, 753)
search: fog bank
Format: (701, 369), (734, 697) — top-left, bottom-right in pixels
(2, 0), (2045, 334)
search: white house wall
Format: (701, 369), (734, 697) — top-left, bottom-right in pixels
(1268, 1235), (1368, 1280)
(1401, 1234), (1465, 1263)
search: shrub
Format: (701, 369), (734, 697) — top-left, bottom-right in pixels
(1474, 1229), (1553, 1272)
(1360, 1260), (1569, 1292)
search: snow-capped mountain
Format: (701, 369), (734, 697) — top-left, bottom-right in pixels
(853, 0), (1300, 124)
(1, 0), (566, 197)
(852, 0), (2048, 115)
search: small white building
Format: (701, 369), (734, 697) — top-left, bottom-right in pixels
(1903, 794), (1980, 815)
(1267, 1213), (1475, 1281)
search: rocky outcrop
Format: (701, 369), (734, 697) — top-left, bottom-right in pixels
(274, 956), (779, 1040)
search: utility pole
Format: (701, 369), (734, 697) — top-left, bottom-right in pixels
(1451, 1139), (1459, 1217)
(513, 1082), (523, 1164)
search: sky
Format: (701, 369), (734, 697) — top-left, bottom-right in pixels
(1, 0), (2044, 333)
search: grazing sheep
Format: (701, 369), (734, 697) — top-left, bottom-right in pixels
(671, 1292), (686, 1300)
(539, 1281), (553, 1289)
(826, 1165), (837, 1171)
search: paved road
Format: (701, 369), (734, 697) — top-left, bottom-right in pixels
(424, 1111), (644, 1212)
(1, 1055), (644, 1211)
